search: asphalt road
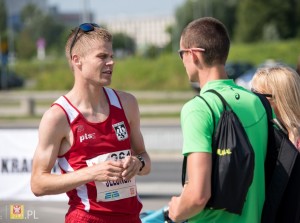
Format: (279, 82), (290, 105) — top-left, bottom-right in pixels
(0, 159), (183, 223)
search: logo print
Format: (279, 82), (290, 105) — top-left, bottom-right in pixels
(10, 204), (24, 219)
(105, 191), (120, 200)
(217, 148), (232, 156)
(79, 133), (96, 143)
(113, 122), (128, 141)
(130, 187), (136, 195)
(77, 125), (84, 132)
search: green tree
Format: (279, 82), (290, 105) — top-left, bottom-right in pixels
(235, 0), (300, 42)
(143, 44), (161, 59)
(15, 3), (67, 59)
(15, 29), (36, 58)
(113, 32), (136, 57)
(168, 0), (238, 51)
(0, 0), (7, 33)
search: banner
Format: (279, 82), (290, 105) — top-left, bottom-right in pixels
(0, 129), (67, 201)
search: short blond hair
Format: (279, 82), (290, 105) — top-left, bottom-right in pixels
(65, 26), (112, 64)
(251, 66), (300, 140)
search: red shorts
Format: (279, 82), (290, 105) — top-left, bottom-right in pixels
(65, 208), (141, 223)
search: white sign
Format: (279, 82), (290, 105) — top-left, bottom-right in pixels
(0, 129), (67, 201)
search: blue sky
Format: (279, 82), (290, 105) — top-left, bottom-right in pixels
(48, 0), (186, 21)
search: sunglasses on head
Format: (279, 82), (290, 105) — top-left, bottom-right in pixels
(69, 23), (100, 57)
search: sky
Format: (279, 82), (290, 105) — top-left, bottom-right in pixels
(47, 0), (186, 22)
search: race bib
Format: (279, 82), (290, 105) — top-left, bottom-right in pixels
(86, 150), (137, 202)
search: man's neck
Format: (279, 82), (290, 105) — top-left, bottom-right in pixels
(199, 65), (227, 88)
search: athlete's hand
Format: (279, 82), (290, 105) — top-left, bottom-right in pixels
(92, 160), (124, 182)
(121, 156), (141, 180)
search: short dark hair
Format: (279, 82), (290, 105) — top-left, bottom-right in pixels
(181, 17), (230, 66)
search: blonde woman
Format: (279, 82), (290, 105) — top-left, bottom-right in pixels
(251, 66), (300, 150)
(252, 66), (300, 223)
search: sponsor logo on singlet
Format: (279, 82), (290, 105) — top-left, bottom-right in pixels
(79, 132), (96, 143)
(105, 191), (120, 199)
(112, 121), (128, 141)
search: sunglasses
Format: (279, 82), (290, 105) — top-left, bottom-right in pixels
(251, 88), (273, 98)
(178, 47), (205, 59)
(69, 23), (100, 57)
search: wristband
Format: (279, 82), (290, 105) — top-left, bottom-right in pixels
(136, 155), (145, 171)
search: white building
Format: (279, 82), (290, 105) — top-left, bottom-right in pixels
(102, 15), (175, 50)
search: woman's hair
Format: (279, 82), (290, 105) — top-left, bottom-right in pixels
(65, 26), (112, 64)
(181, 17), (230, 66)
(251, 66), (300, 140)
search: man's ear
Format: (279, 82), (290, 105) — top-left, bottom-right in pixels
(192, 51), (200, 65)
(73, 55), (82, 66)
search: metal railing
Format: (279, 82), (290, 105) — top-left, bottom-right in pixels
(0, 90), (194, 117)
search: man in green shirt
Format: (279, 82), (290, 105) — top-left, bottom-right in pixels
(167, 17), (268, 223)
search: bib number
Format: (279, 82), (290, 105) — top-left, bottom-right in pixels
(86, 150), (137, 202)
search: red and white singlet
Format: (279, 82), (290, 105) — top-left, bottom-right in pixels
(53, 87), (142, 221)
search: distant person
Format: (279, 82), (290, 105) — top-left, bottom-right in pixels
(251, 66), (300, 150)
(31, 23), (151, 223)
(252, 66), (300, 223)
(167, 17), (268, 223)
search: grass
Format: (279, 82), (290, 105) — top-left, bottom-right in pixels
(228, 39), (300, 66)
(10, 38), (300, 92)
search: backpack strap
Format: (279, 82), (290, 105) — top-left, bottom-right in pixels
(254, 93), (277, 187)
(181, 95), (215, 187)
(255, 93), (298, 223)
(205, 89), (232, 111)
(181, 89), (232, 187)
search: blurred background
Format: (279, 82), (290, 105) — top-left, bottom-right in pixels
(0, 0), (300, 222)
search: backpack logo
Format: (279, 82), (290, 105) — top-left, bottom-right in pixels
(217, 148), (232, 156)
(113, 121), (128, 141)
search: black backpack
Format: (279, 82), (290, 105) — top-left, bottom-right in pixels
(182, 89), (255, 215)
(255, 93), (299, 223)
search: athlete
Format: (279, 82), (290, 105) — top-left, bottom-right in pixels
(30, 23), (151, 223)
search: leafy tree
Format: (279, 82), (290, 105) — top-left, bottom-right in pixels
(143, 44), (162, 59)
(169, 0), (300, 45)
(15, 29), (36, 58)
(0, 0), (7, 33)
(267, 0), (298, 39)
(168, 0), (238, 51)
(15, 3), (67, 59)
(235, 0), (300, 42)
(113, 32), (136, 57)
(39, 15), (66, 51)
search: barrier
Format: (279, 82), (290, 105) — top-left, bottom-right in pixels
(0, 91), (194, 117)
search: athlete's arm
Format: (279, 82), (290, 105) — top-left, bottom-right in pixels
(30, 106), (124, 196)
(118, 91), (151, 178)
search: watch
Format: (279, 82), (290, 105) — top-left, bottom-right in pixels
(136, 155), (145, 172)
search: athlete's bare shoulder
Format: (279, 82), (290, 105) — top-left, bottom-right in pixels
(114, 90), (140, 123)
(115, 90), (138, 106)
(39, 103), (69, 134)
